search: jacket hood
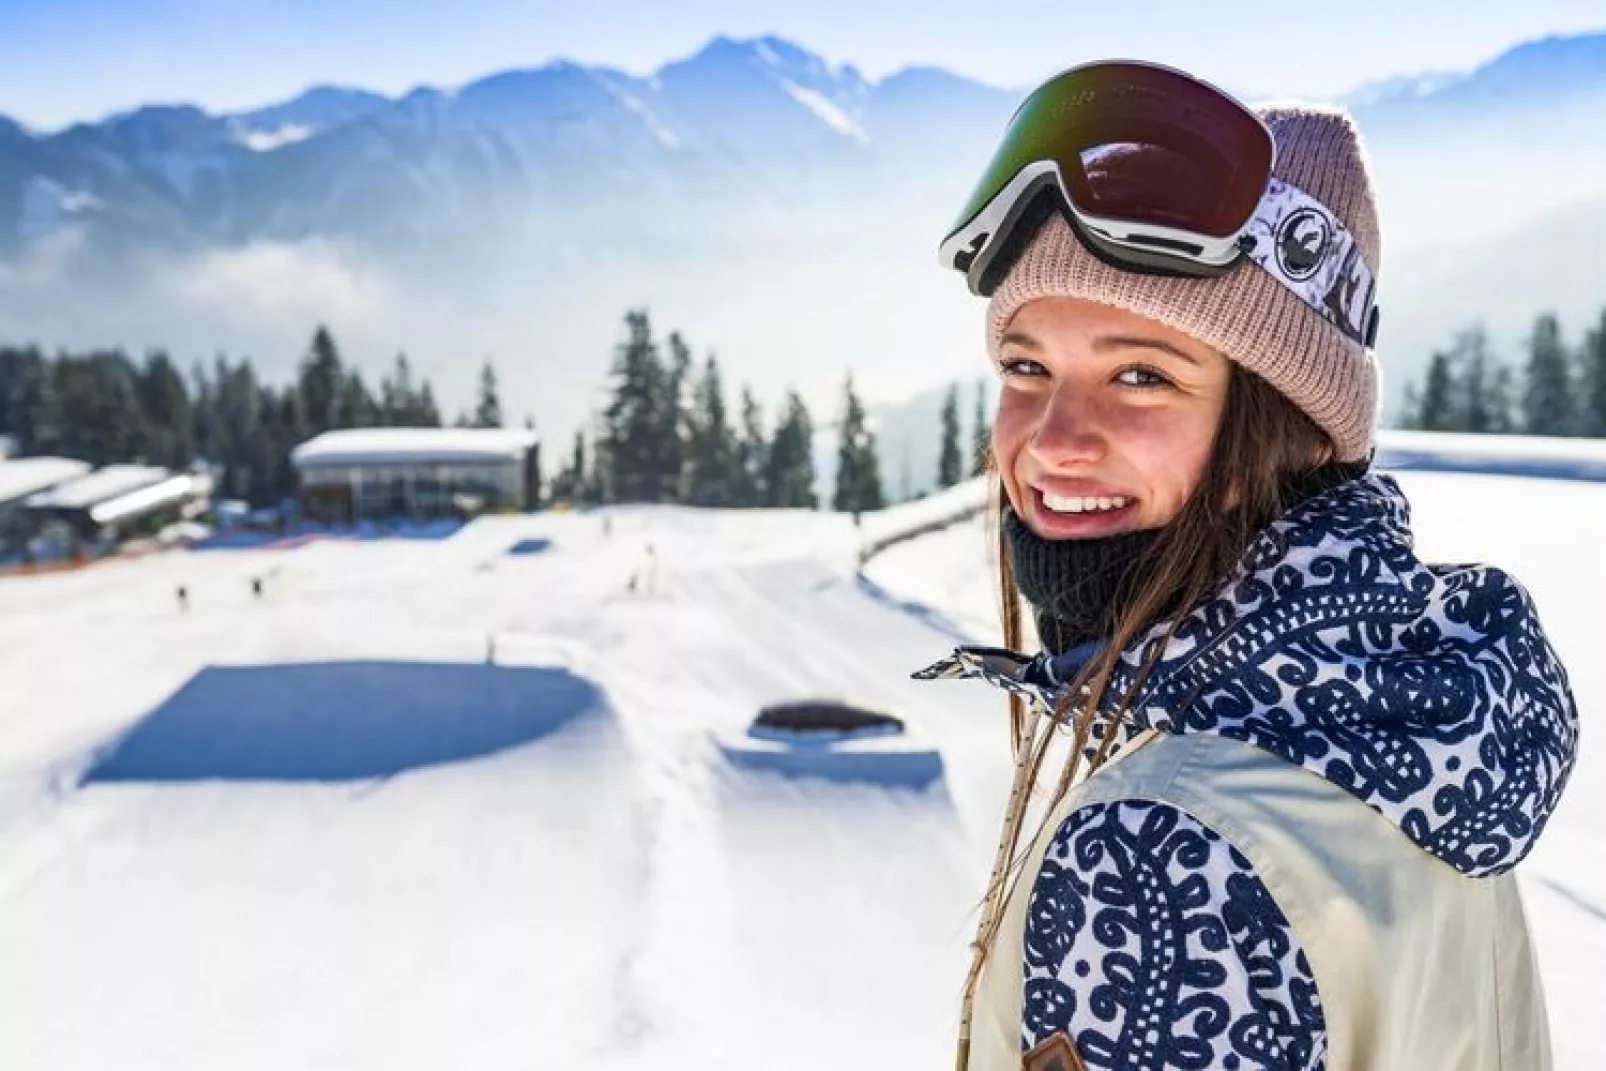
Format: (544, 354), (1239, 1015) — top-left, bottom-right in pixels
(916, 472), (1579, 877)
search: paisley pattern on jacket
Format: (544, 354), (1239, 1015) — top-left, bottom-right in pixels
(915, 471), (1579, 1069)
(1025, 801), (1327, 1070)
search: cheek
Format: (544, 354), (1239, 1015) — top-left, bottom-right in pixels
(990, 396), (1032, 456)
(990, 395), (1036, 497)
(1116, 405), (1220, 514)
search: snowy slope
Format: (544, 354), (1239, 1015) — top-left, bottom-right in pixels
(0, 506), (1011, 1070)
(0, 471), (1601, 1069)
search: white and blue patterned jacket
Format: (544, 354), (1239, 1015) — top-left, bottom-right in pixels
(917, 472), (1579, 1069)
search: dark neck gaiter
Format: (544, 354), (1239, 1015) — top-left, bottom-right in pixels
(1002, 508), (1163, 656)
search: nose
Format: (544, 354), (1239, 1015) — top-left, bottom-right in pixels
(1026, 382), (1107, 466)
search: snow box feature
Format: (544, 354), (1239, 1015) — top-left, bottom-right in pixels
(717, 699), (945, 790)
(82, 661), (607, 783)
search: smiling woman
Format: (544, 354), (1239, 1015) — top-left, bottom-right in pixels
(991, 297), (1231, 541)
(918, 60), (1579, 1071)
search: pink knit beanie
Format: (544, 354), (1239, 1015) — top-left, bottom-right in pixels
(986, 104), (1383, 462)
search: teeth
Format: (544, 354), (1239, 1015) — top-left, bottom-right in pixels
(1042, 493), (1130, 514)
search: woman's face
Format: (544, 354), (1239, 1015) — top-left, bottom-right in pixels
(992, 297), (1232, 539)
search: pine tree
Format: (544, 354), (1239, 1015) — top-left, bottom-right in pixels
(684, 355), (737, 507)
(937, 383), (963, 489)
(585, 420), (610, 505)
(600, 310), (670, 502)
(661, 332), (693, 500)
(12, 348), (62, 455)
(1457, 327), (1514, 434)
(298, 326), (345, 434)
(213, 357), (266, 501)
(733, 385), (767, 507)
(473, 359), (504, 428)
(190, 361), (219, 465)
(337, 370), (378, 429)
(765, 390), (817, 508)
(833, 374), (885, 513)
(417, 382), (442, 427)
(138, 350), (195, 468)
(55, 351), (147, 466)
(1408, 350), (1458, 431)
(1522, 313), (1574, 436)
(1487, 363), (1519, 435)
(381, 353), (421, 426)
(1577, 308), (1606, 438)
(268, 387), (308, 502)
(971, 378), (990, 477)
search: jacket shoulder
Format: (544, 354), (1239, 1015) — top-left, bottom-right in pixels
(1024, 797), (1327, 1069)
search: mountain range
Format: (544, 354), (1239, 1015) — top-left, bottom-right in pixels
(4, 30), (1606, 488)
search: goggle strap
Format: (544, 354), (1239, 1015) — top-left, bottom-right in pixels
(1241, 178), (1379, 348)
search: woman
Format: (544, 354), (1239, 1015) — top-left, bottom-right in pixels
(917, 62), (1579, 1070)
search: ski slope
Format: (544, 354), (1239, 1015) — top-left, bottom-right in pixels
(0, 470), (1601, 1069)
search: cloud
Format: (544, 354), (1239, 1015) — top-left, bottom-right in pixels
(152, 239), (395, 330)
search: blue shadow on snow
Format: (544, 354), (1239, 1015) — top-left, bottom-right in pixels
(506, 538), (552, 556)
(1376, 449), (1606, 484)
(853, 573), (975, 645)
(82, 661), (605, 783)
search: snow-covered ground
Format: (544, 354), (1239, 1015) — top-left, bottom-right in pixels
(0, 469), (1601, 1069)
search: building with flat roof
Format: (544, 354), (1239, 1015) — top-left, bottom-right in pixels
(0, 456), (94, 557)
(290, 428), (541, 523)
(21, 464), (214, 559)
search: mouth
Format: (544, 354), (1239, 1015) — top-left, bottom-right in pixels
(1028, 486), (1139, 538)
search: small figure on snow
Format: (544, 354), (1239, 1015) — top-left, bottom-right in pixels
(628, 542), (659, 596)
(176, 585), (189, 613)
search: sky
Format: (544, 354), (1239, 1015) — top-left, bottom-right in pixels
(2, 0), (1605, 130)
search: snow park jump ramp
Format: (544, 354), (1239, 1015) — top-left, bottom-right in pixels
(0, 463), (1603, 1069)
(81, 661), (609, 783)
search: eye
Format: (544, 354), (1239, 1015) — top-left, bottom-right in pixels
(997, 357), (1047, 378)
(1116, 365), (1172, 389)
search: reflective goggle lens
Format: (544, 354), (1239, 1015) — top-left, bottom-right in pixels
(944, 62), (1274, 279)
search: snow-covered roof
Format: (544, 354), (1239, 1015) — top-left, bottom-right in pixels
(291, 428), (539, 468)
(25, 464), (170, 511)
(90, 472), (213, 527)
(0, 457), (93, 506)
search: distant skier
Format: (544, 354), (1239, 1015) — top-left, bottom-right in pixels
(628, 542), (659, 596)
(250, 577), (264, 600)
(176, 585), (189, 613)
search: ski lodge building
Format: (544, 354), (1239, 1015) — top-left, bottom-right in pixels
(289, 428), (541, 523)
(19, 464), (215, 556)
(0, 456), (92, 557)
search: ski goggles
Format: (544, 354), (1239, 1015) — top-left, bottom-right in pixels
(939, 60), (1381, 347)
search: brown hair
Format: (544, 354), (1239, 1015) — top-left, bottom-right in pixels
(960, 363), (1339, 1034)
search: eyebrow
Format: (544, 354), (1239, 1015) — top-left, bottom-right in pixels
(997, 330), (1201, 367)
(1093, 334), (1201, 366)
